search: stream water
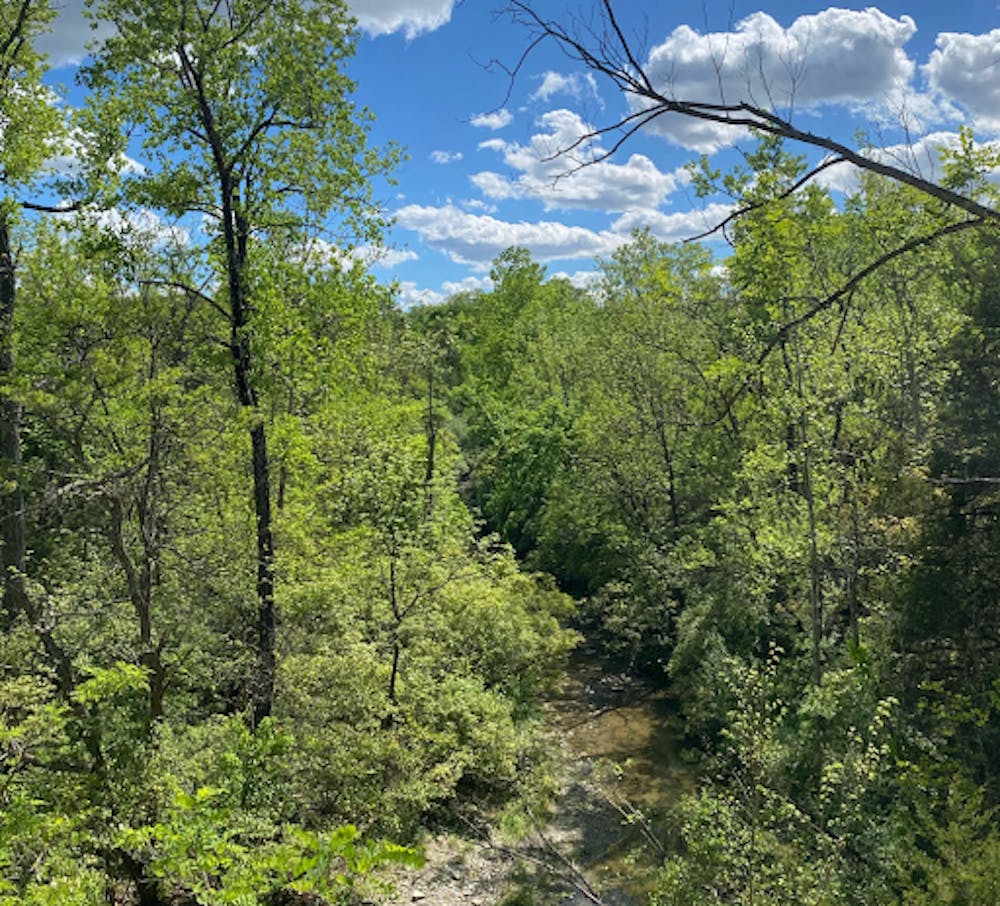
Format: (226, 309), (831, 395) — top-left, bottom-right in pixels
(386, 652), (697, 905)
(537, 652), (697, 903)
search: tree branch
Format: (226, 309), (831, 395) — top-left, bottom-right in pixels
(503, 1), (1000, 224)
(714, 217), (987, 421)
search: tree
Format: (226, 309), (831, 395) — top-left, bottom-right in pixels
(0, 0), (62, 626)
(82, 0), (397, 724)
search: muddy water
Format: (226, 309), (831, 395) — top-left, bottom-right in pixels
(539, 653), (697, 902)
(385, 654), (696, 906)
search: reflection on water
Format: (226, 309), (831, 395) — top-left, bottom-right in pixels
(542, 652), (697, 902)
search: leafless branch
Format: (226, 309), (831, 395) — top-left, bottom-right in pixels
(502, 1), (1000, 224)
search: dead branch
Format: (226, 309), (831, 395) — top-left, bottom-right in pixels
(502, 0), (1000, 224)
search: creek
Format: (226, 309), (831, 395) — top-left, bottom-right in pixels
(386, 650), (697, 905)
(537, 650), (696, 903)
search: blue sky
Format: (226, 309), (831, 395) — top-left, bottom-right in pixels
(38, 0), (1000, 305)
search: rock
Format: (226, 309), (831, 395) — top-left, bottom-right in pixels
(411, 891), (426, 901)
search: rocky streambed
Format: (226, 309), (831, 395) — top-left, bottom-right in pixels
(384, 656), (695, 906)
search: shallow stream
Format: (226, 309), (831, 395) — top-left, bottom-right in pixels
(385, 652), (696, 905)
(539, 652), (697, 902)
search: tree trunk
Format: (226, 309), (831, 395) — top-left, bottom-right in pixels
(424, 357), (437, 514)
(383, 554), (400, 729)
(250, 420), (275, 727)
(0, 215), (27, 629)
(220, 182), (276, 728)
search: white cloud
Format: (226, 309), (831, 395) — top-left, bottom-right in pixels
(430, 150), (463, 164)
(552, 269), (600, 289)
(297, 237), (418, 270)
(531, 71), (600, 104)
(471, 109), (514, 130)
(349, 0), (456, 39)
(396, 281), (446, 307)
(395, 203), (626, 267)
(395, 196), (737, 268)
(924, 29), (1000, 133)
(87, 207), (190, 248)
(809, 157), (866, 195)
(395, 275), (493, 309)
(44, 128), (145, 180)
(461, 198), (498, 213)
(637, 8), (918, 151)
(442, 275), (493, 295)
(360, 246), (419, 268)
(611, 203), (735, 243)
(471, 108), (688, 212)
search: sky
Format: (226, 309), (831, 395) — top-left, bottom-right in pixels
(35, 0), (1000, 306)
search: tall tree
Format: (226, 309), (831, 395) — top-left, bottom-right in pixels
(0, 0), (61, 628)
(83, 0), (396, 724)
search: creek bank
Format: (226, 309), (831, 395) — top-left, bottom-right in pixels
(383, 654), (695, 905)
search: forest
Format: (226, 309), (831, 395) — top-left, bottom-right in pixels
(2, 0), (1000, 904)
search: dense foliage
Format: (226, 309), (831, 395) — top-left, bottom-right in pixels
(0, 3), (574, 903)
(3, 2), (1000, 904)
(409, 136), (1000, 902)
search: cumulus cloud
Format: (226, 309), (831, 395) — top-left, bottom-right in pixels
(395, 203), (626, 267)
(612, 203), (735, 243)
(396, 275), (494, 309)
(551, 269), (600, 289)
(430, 150), (463, 164)
(471, 108), (688, 212)
(396, 282), (446, 307)
(297, 238), (418, 270)
(442, 275), (493, 295)
(637, 7), (918, 151)
(531, 71), (600, 104)
(924, 29), (1000, 133)
(395, 200), (733, 268)
(360, 246), (419, 268)
(471, 109), (514, 130)
(350, 0), (456, 39)
(461, 198), (498, 213)
(44, 128), (145, 180)
(84, 208), (190, 248)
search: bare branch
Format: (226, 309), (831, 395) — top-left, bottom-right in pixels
(502, 1), (1000, 224)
